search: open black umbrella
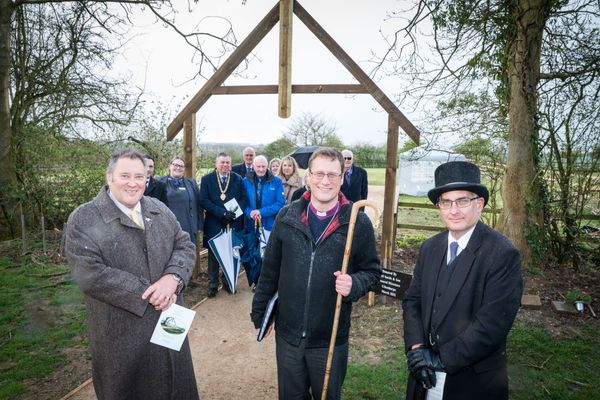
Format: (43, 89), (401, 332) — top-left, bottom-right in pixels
(286, 146), (319, 169)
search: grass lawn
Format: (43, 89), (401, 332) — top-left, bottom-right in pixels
(343, 320), (600, 400)
(0, 241), (87, 399)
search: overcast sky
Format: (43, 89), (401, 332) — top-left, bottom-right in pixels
(116, 0), (422, 146)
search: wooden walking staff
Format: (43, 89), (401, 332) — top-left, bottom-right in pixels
(321, 199), (381, 400)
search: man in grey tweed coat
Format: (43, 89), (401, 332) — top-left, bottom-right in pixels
(66, 149), (199, 400)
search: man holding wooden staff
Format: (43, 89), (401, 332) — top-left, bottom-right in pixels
(251, 147), (381, 399)
(403, 161), (523, 400)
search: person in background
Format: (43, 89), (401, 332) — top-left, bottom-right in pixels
(232, 146), (256, 177)
(242, 155), (285, 233)
(340, 149), (368, 203)
(269, 157), (281, 177)
(251, 147), (381, 399)
(290, 169), (310, 203)
(143, 155), (169, 206)
(199, 152), (247, 298)
(65, 149), (199, 400)
(403, 161), (523, 400)
(159, 156), (204, 245)
(278, 155), (302, 204)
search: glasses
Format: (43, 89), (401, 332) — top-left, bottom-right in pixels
(344, 157), (352, 160)
(310, 171), (342, 181)
(437, 196), (480, 210)
(171, 163), (185, 169)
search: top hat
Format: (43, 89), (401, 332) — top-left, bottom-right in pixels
(427, 161), (489, 206)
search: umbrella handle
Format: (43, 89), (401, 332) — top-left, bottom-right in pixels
(321, 200), (380, 400)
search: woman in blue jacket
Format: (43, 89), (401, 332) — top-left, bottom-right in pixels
(243, 155), (285, 232)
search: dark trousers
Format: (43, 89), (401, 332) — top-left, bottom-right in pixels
(207, 249), (226, 291)
(275, 334), (348, 400)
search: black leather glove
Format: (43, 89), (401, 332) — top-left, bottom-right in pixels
(407, 347), (445, 372)
(413, 366), (436, 389)
(222, 211), (236, 223)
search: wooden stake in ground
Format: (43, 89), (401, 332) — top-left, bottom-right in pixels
(321, 199), (380, 400)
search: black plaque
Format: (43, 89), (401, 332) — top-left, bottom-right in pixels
(373, 268), (412, 299)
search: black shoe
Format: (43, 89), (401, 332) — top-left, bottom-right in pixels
(207, 289), (217, 298)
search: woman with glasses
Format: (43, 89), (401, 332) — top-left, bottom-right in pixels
(277, 156), (302, 204)
(159, 156), (204, 244)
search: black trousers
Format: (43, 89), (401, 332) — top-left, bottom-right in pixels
(207, 249), (226, 291)
(275, 334), (348, 400)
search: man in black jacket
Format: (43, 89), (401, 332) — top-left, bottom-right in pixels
(251, 147), (381, 400)
(340, 149), (368, 203)
(402, 161), (522, 400)
(199, 152), (247, 298)
(143, 155), (168, 206)
(231, 146), (255, 177)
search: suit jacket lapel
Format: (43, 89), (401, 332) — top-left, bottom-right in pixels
(423, 236), (448, 334)
(434, 222), (485, 326)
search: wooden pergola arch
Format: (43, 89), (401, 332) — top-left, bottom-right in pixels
(166, 0), (420, 268)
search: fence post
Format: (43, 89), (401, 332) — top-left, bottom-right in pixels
(59, 223), (67, 258)
(41, 214), (47, 253)
(20, 203), (26, 254)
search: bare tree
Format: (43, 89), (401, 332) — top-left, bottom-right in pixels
(372, 0), (600, 267)
(283, 112), (343, 148)
(0, 1), (239, 238)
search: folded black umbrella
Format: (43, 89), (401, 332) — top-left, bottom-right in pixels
(286, 146), (319, 169)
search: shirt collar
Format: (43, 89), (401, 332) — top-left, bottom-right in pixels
(447, 224), (476, 255)
(108, 190), (142, 217)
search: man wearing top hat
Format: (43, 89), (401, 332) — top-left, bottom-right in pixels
(402, 161), (523, 400)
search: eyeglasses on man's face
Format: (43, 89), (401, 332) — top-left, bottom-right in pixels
(437, 196), (480, 210)
(310, 171), (342, 181)
(344, 157), (352, 161)
(171, 163), (185, 169)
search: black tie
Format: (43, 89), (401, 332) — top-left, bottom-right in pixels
(221, 176), (226, 186)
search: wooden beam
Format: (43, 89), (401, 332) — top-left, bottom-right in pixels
(278, 0), (293, 118)
(211, 84), (368, 95)
(294, 1), (420, 144)
(381, 115), (400, 268)
(166, 3), (280, 140)
(182, 114), (196, 178)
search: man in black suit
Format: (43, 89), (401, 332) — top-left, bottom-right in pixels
(143, 155), (168, 206)
(340, 149), (368, 203)
(231, 146), (255, 177)
(199, 152), (247, 298)
(402, 161), (523, 400)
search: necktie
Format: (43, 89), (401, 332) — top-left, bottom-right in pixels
(345, 170), (351, 184)
(247, 166), (252, 174)
(448, 241), (458, 266)
(221, 176), (226, 186)
(130, 210), (142, 227)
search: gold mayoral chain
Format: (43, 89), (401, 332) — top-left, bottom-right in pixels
(218, 173), (230, 201)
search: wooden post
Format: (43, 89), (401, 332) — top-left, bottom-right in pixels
(20, 203), (26, 254)
(59, 223), (67, 257)
(278, 0), (293, 118)
(183, 114), (196, 178)
(41, 214), (46, 253)
(381, 115), (399, 269)
(183, 113), (201, 279)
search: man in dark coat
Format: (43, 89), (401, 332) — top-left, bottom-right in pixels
(251, 147), (381, 399)
(231, 146), (255, 177)
(402, 161), (523, 400)
(200, 152), (247, 297)
(144, 155), (169, 206)
(65, 149), (199, 400)
(340, 149), (368, 203)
